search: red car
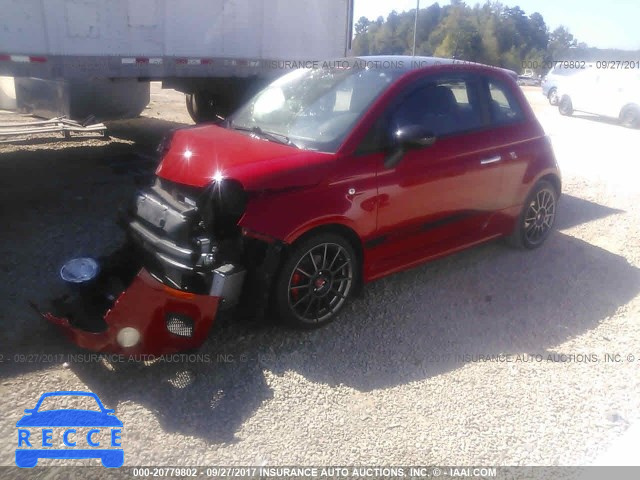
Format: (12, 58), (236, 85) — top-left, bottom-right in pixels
(44, 56), (561, 354)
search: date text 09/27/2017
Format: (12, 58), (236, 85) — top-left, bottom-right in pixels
(522, 60), (640, 70)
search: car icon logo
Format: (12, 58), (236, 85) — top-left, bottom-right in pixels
(16, 391), (123, 468)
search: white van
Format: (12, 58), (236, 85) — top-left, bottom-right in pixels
(557, 67), (640, 128)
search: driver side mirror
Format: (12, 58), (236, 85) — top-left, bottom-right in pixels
(384, 125), (436, 169)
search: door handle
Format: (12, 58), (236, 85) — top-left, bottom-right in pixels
(480, 155), (502, 165)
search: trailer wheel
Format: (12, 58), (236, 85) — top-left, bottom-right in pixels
(185, 93), (199, 122)
(185, 92), (230, 124)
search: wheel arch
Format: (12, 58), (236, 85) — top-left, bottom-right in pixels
(539, 173), (562, 197)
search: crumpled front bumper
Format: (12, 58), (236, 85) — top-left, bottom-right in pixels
(44, 269), (220, 355)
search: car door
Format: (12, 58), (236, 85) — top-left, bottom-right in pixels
(568, 68), (598, 113)
(366, 72), (506, 277)
(598, 69), (633, 118)
(485, 76), (542, 219)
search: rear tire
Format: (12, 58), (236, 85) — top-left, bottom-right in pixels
(274, 233), (359, 329)
(548, 88), (559, 106)
(620, 105), (640, 129)
(558, 95), (573, 116)
(507, 180), (558, 250)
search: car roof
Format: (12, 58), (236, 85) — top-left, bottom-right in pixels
(353, 55), (457, 66)
(347, 55), (517, 79)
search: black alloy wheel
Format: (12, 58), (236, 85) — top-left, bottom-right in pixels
(507, 180), (558, 249)
(274, 233), (358, 329)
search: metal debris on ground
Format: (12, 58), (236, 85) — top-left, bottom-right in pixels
(0, 116), (108, 141)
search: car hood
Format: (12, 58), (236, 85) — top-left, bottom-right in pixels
(155, 125), (336, 191)
(16, 410), (123, 427)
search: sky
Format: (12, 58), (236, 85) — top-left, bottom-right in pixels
(353, 0), (640, 50)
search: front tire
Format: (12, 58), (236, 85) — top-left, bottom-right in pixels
(558, 95), (573, 116)
(548, 88), (559, 106)
(507, 180), (558, 250)
(274, 233), (359, 329)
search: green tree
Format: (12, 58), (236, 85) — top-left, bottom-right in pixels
(348, 1), (579, 71)
(528, 12), (549, 51)
(431, 5), (482, 60)
(354, 16), (370, 36)
(548, 26), (578, 60)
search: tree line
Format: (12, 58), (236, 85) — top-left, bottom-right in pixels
(352, 1), (634, 74)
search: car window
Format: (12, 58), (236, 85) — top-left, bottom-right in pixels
(488, 80), (524, 125)
(389, 77), (485, 137)
(37, 395), (103, 412)
(230, 67), (401, 152)
(355, 75), (486, 155)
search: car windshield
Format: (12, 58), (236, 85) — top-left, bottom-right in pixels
(228, 66), (402, 152)
(36, 395), (102, 412)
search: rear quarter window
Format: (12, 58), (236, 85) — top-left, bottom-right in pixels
(488, 80), (525, 125)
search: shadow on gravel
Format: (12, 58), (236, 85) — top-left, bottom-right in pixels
(43, 211), (640, 442)
(0, 134), (110, 147)
(556, 194), (624, 230)
(1, 157), (639, 442)
(59, 228), (640, 443)
(105, 117), (189, 150)
(567, 113), (640, 130)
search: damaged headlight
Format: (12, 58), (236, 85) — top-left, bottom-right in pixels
(198, 178), (247, 236)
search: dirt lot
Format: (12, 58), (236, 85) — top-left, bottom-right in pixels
(1, 84), (639, 468)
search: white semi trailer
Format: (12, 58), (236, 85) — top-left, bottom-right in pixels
(0, 0), (354, 122)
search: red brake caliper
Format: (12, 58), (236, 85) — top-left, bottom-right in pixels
(291, 272), (303, 300)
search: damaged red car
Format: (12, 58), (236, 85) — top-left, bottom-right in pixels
(44, 56), (561, 354)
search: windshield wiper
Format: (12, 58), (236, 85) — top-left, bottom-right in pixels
(230, 124), (297, 148)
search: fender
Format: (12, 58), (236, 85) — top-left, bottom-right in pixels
(240, 193), (370, 245)
(239, 178), (378, 245)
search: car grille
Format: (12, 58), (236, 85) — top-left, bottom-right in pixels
(157, 178), (201, 208)
(165, 313), (194, 338)
(126, 178), (210, 293)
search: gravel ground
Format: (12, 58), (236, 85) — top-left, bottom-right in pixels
(1, 84), (639, 468)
